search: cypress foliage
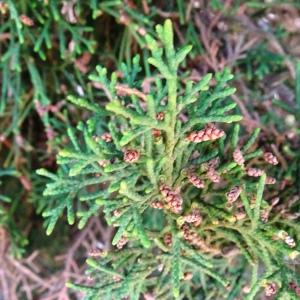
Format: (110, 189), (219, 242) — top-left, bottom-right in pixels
(35, 19), (299, 299)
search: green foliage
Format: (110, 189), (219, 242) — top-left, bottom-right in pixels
(38, 20), (300, 299)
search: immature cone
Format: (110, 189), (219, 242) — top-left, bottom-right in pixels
(163, 233), (172, 247)
(263, 152), (278, 165)
(265, 282), (277, 297)
(234, 211), (246, 221)
(266, 176), (276, 185)
(137, 27), (146, 36)
(124, 149), (140, 163)
(233, 148), (245, 166)
(116, 236), (128, 249)
(247, 167), (264, 177)
(113, 209), (122, 217)
(150, 200), (164, 209)
(20, 14), (34, 26)
(159, 184), (183, 214)
(207, 168), (221, 183)
(289, 281), (297, 290)
(156, 112), (165, 121)
(186, 124), (225, 143)
(152, 128), (161, 138)
(226, 186), (242, 204)
(88, 248), (106, 257)
(101, 132), (112, 143)
(187, 172), (204, 189)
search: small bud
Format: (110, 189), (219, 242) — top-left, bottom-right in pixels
(233, 148), (245, 166)
(20, 14), (34, 26)
(187, 172), (204, 188)
(289, 281), (297, 290)
(112, 275), (122, 282)
(289, 250), (300, 260)
(263, 152), (278, 165)
(234, 212), (246, 221)
(246, 168), (264, 177)
(156, 112), (165, 121)
(186, 124), (225, 143)
(159, 184), (171, 198)
(113, 209), (122, 217)
(101, 132), (112, 143)
(265, 282), (277, 297)
(183, 272), (193, 281)
(137, 27), (146, 36)
(242, 285), (251, 294)
(271, 197), (280, 206)
(119, 11), (130, 25)
(226, 186), (242, 204)
(157, 264), (164, 272)
(144, 293), (155, 300)
(261, 209), (270, 223)
(124, 149), (140, 163)
(116, 236), (128, 249)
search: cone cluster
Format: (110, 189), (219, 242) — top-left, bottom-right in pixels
(186, 124), (225, 143)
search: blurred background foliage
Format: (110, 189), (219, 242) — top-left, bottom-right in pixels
(0, 0), (300, 299)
